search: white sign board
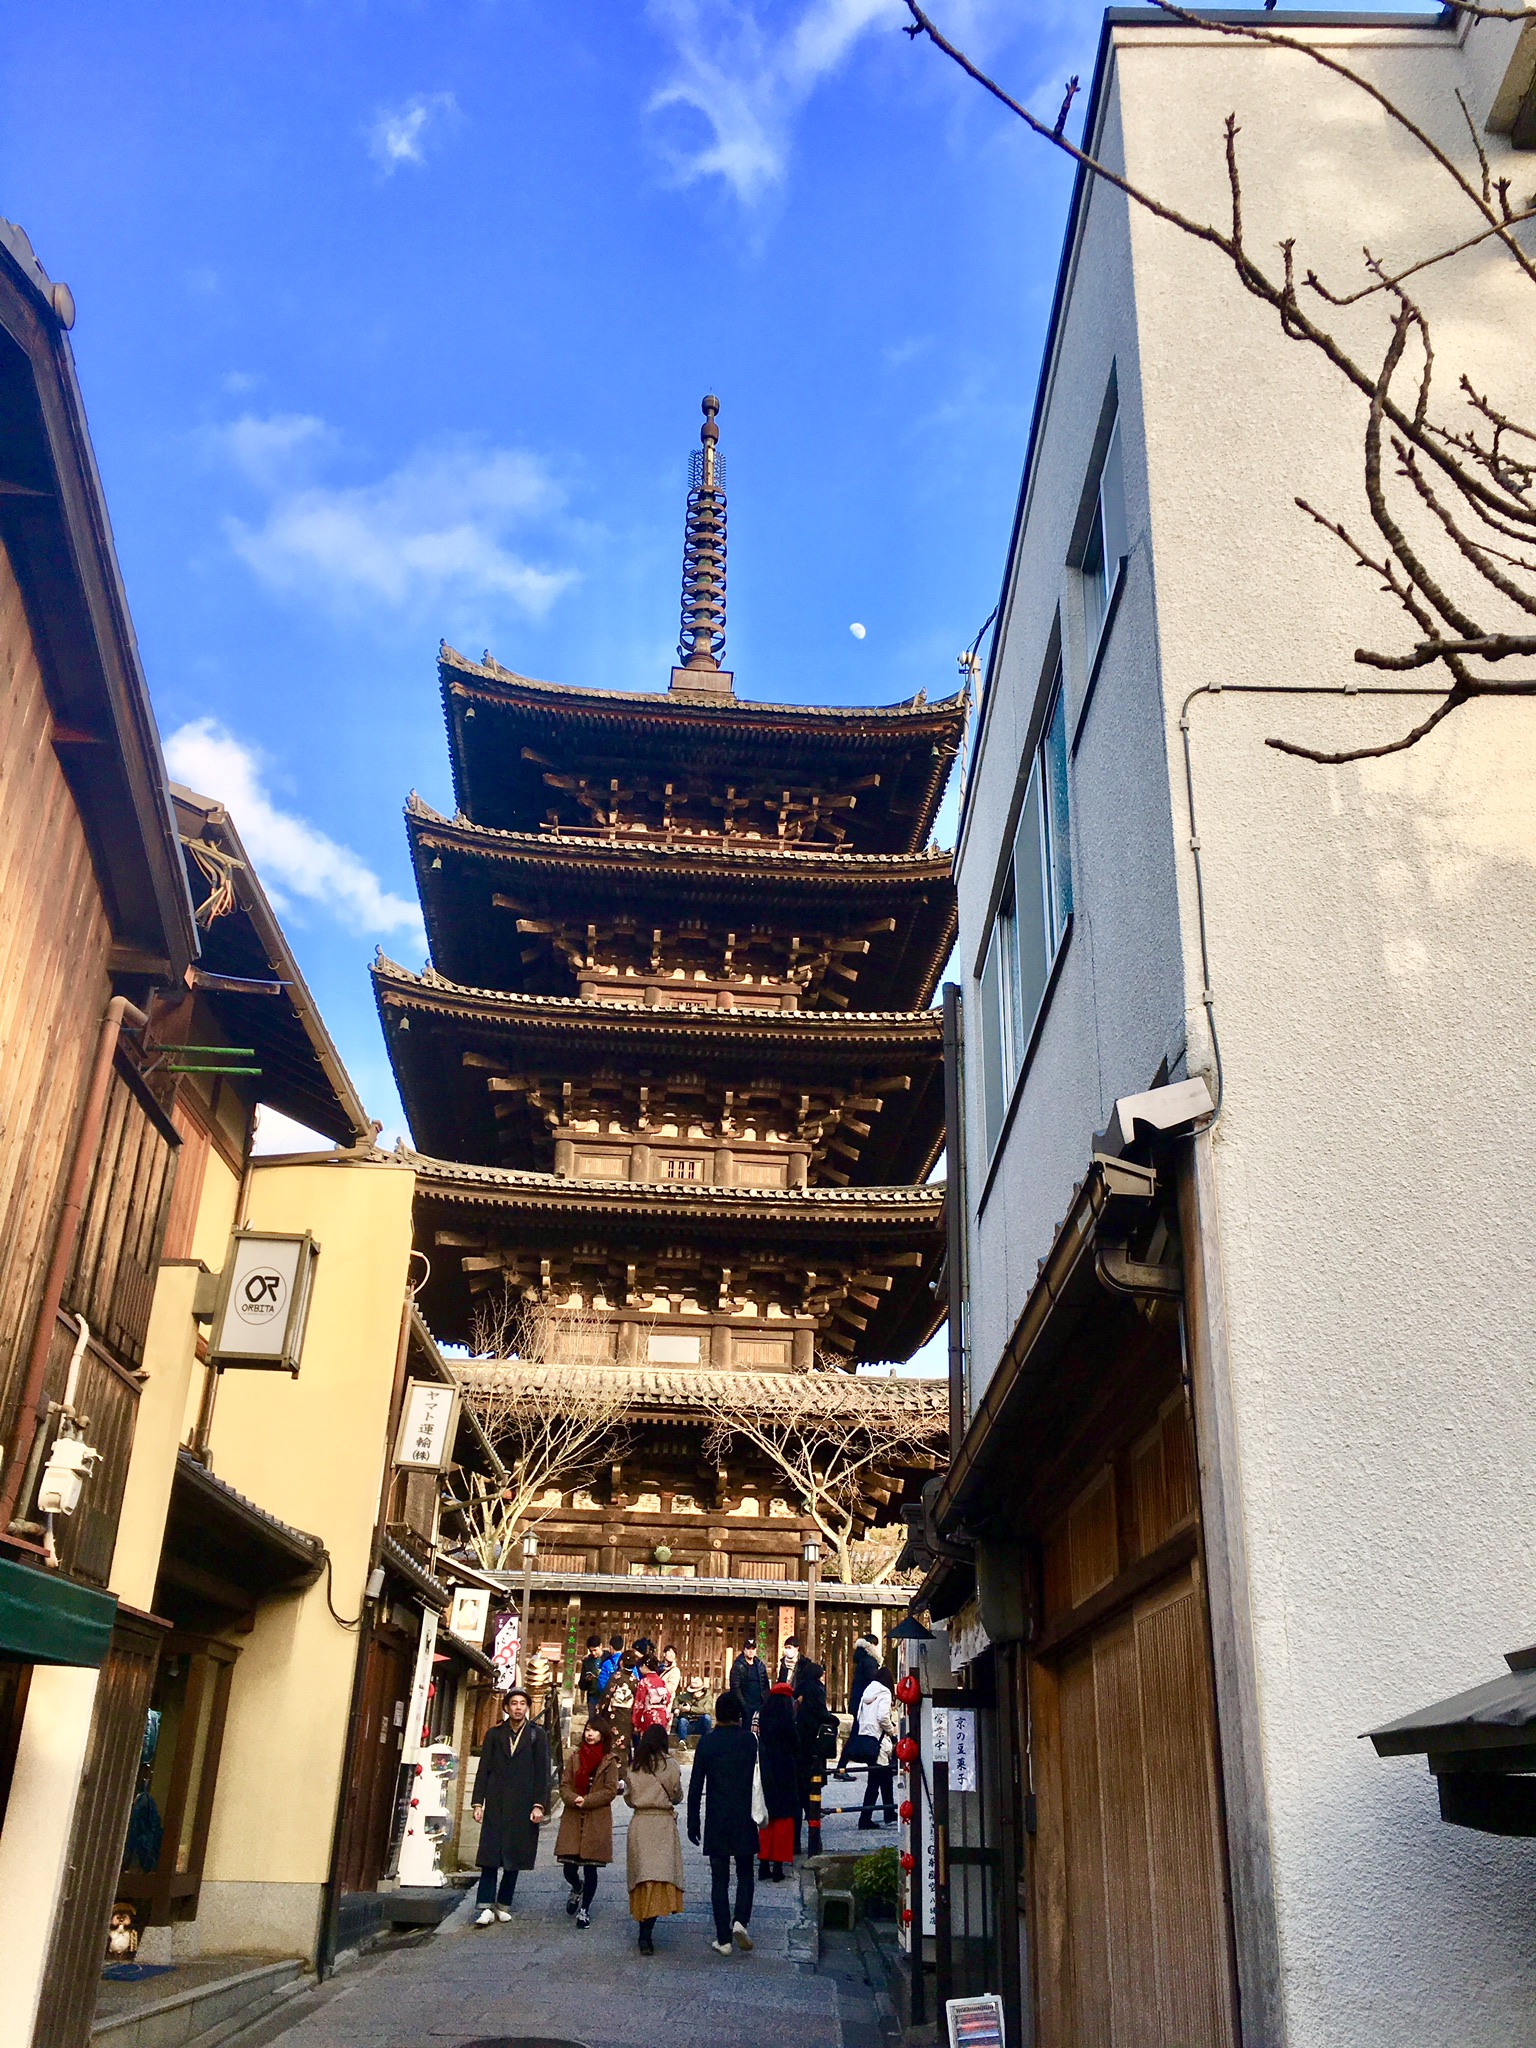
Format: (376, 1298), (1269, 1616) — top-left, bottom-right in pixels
(208, 1230), (318, 1372)
(491, 1609), (520, 1691)
(449, 1587), (490, 1643)
(948, 1707), (978, 1793)
(946, 1994), (1005, 2048)
(393, 1382), (460, 1471)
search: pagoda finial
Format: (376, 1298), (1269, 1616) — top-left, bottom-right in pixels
(677, 393), (727, 673)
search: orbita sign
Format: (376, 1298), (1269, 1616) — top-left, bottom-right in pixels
(207, 1229), (320, 1373)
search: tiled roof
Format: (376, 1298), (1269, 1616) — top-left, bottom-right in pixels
(475, 1566), (916, 1606)
(401, 1148), (944, 1215)
(455, 1359), (947, 1415)
(372, 955), (943, 1038)
(405, 793), (954, 877)
(440, 644), (967, 728)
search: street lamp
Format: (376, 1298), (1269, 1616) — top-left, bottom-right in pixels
(519, 1530), (538, 1686)
(802, 1535), (822, 1661)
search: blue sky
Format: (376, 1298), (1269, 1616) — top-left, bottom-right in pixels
(5, 0), (1099, 1155)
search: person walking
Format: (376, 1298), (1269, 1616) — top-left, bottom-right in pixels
(632, 1656), (672, 1751)
(470, 1688), (550, 1924)
(755, 1680), (799, 1881)
(596, 1634), (624, 1693)
(792, 1655), (832, 1858)
(659, 1643), (684, 1723)
(686, 1692), (759, 1956)
(834, 1631), (882, 1779)
(623, 1722), (685, 1955)
(553, 1713), (620, 1928)
(856, 1665), (899, 1829)
(604, 1649), (639, 1756)
(729, 1637), (770, 1723)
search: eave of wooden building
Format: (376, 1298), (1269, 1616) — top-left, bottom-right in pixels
(437, 643), (966, 853)
(371, 956), (946, 1184)
(402, 1149), (946, 1364)
(404, 797), (957, 1011)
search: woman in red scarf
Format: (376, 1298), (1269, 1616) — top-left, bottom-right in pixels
(554, 1713), (621, 1926)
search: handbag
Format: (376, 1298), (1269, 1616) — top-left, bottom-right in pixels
(844, 1731), (879, 1764)
(816, 1716), (840, 1761)
(751, 1759), (769, 1827)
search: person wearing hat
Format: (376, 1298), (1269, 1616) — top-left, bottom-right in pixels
(470, 1688), (550, 1925)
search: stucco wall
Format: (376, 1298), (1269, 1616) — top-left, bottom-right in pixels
(1119, 17), (1536, 2043)
(960, 11), (1536, 2045)
(956, 79), (1186, 1394)
(193, 1158), (414, 1942)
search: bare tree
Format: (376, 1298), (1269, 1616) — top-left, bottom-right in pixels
(704, 1369), (948, 1585)
(447, 1293), (639, 1569)
(903, 0), (1536, 763)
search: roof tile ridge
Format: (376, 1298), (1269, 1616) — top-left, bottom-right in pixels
(401, 1148), (944, 1201)
(415, 810), (952, 868)
(377, 967), (941, 1026)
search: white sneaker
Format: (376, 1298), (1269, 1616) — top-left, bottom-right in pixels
(733, 1920), (754, 1951)
(494, 1906), (512, 1922)
(710, 1938), (733, 1955)
(474, 1907), (495, 1928)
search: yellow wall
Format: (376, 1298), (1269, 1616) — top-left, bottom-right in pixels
(176, 1148), (243, 1447)
(111, 1262), (204, 1610)
(198, 1157), (415, 1889)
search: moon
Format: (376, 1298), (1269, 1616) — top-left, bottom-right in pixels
(849, 622), (866, 640)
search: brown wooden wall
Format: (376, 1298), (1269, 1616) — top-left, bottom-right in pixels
(32, 1608), (166, 2048)
(0, 537), (113, 1442)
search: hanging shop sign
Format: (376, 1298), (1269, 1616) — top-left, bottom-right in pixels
(393, 1382), (461, 1471)
(206, 1229), (319, 1374)
(491, 1609), (520, 1691)
(449, 1586), (490, 1643)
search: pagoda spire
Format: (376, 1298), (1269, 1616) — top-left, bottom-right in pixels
(673, 394), (732, 694)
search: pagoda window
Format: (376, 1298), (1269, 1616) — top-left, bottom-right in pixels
(659, 1153), (706, 1183)
(648, 1329), (703, 1365)
(734, 1334), (794, 1371)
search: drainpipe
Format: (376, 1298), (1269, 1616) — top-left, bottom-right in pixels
(2, 995), (146, 1531)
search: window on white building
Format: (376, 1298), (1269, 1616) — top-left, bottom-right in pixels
(1078, 415), (1128, 652)
(977, 671), (1073, 1153)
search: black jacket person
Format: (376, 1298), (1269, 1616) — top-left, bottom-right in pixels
(686, 1693), (760, 1952)
(470, 1690), (550, 1921)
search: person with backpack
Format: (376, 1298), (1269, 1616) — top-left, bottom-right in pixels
(632, 1655), (673, 1756)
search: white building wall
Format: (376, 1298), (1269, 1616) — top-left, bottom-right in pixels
(959, 12), (1536, 2044)
(957, 82), (1187, 1396)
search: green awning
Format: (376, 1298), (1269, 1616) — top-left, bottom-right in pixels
(0, 1556), (117, 1667)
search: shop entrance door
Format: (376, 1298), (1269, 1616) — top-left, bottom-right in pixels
(339, 1620), (415, 1894)
(1036, 1556), (1236, 2048)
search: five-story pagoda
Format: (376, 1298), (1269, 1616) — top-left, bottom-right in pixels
(376, 399), (960, 1675)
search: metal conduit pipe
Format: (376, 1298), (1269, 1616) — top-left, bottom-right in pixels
(1, 994), (147, 1531)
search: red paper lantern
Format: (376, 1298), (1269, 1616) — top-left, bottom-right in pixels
(901, 1907), (913, 1925)
(896, 1735), (919, 1764)
(900, 1851), (915, 1872)
(896, 1672), (920, 1705)
(899, 1798), (914, 1821)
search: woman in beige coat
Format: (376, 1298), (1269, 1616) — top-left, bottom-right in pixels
(622, 1723), (684, 1954)
(553, 1714), (621, 1928)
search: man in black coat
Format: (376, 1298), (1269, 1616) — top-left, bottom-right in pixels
(792, 1656), (831, 1856)
(687, 1692), (759, 1954)
(470, 1689), (550, 1923)
(729, 1638), (771, 1720)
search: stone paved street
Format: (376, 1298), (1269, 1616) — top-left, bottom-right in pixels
(263, 1764), (898, 2048)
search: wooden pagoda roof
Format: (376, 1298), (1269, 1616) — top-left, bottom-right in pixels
(405, 798), (957, 1010)
(371, 956), (945, 1183)
(438, 644), (967, 852)
(403, 1149), (946, 1362)
(456, 1359), (947, 1424)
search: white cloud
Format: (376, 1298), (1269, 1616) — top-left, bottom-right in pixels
(369, 92), (459, 173)
(215, 417), (576, 621)
(164, 717), (426, 947)
(648, 0), (902, 203)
